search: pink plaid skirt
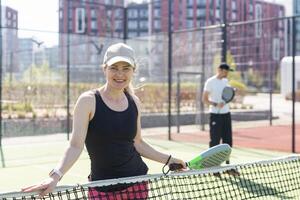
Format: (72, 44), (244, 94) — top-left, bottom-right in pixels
(88, 181), (149, 200)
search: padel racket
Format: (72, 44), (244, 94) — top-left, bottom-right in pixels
(222, 86), (235, 103)
(216, 86), (235, 113)
(169, 144), (231, 171)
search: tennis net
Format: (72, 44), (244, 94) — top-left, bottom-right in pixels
(1, 155), (300, 200)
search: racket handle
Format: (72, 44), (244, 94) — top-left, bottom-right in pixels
(169, 162), (186, 171)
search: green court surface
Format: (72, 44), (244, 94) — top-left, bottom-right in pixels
(0, 134), (290, 193)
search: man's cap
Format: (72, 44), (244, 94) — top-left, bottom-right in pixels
(103, 43), (136, 67)
(219, 63), (234, 71)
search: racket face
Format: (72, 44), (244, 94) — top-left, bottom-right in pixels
(222, 87), (235, 103)
(188, 144), (231, 169)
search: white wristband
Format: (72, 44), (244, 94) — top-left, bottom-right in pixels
(49, 168), (63, 180)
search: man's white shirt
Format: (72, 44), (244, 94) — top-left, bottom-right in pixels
(203, 75), (230, 114)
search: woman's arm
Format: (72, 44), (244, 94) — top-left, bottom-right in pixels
(132, 95), (185, 167)
(22, 92), (95, 197)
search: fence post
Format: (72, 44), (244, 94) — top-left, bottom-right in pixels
(66, 0), (71, 141)
(168, 0), (173, 140)
(201, 29), (205, 131)
(222, 0), (227, 63)
(123, 6), (128, 43)
(0, 0), (5, 168)
(292, 16), (296, 153)
(176, 73), (180, 133)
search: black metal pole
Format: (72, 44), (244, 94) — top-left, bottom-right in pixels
(123, 7), (127, 43)
(0, 0), (5, 168)
(176, 73), (180, 133)
(292, 16), (296, 153)
(269, 62), (273, 126)
(66, 0), (71, 140)
(201, 29), (205, 131)
(168, 0), (172, 140)
(222, 0), (227, 63)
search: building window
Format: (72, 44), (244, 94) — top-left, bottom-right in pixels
(255, 4), (262, 38)
(59, 10), (63, 19)
(154, 8), (160, 18)
(187, 19), (193, 28)
(114, 8), (123, 19)
(297, 1), (300, 12)
(249, 4), (253, 14)
(278, 20), (283, 28)
(140, 20), (148, 29)
(279, 9), (283, 17)
(128, 9), (138, 18)
(197, 0), (206, 6)
(215, 9), (220, 18)
(68, 8), (72, 19)
(216, 0), (221, 8)
(154, 1), (160, 7)
(187, 8), (193, 18)
(91, 20), (97, 30)
(114, 20), (122, 29)
(154, 20), (161, 29)
(232, 1), (237, 11)
(91, 9), (96, 18)
(128, 21), (138, 29)
(139, 9), (148, 18)
(197, 8), (205, 17)
(105, 0), (112, 5)
(232, 12), (237, 20)
(68, 19), (72, 32)
(75, 8), (86, 33)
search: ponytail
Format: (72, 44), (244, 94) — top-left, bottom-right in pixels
(124, 82), (135, 95)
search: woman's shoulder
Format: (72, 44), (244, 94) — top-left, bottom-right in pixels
(129, 93), (140, 103)
(128, 93), (141, 110)
(76, 90), (97, 105)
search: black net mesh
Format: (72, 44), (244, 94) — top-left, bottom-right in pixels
(1, 156), (300, 200)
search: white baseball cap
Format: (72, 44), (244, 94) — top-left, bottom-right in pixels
(103, 43), (136, 68)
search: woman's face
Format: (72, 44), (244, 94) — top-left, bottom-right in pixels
(104, 61), (135, 91)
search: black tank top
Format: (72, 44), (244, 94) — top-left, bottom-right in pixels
(85, 90), (148, 181)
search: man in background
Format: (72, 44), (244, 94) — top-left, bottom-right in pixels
(202, 63), (234, 164)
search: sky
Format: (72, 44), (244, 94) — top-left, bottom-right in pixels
(3, 0), (59, 47)
(2, 0), (293, 47)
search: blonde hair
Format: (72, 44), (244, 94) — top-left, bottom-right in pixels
(124, 82), (135, 95)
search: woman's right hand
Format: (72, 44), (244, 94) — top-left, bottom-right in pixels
(21, 175), (60, 198)
(168, 157), (187, 171)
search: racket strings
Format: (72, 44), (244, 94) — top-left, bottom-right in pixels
(201, 150), (231, 168)
(222, 87), (235, 103)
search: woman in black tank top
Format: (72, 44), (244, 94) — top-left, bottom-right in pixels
(22, 43), (186, 199)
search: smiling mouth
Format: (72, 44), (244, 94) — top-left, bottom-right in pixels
(114, 79), (126, 83)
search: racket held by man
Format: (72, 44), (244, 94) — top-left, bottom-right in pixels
(222, 86), (235, 103)
(216, 86), (235, 113)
